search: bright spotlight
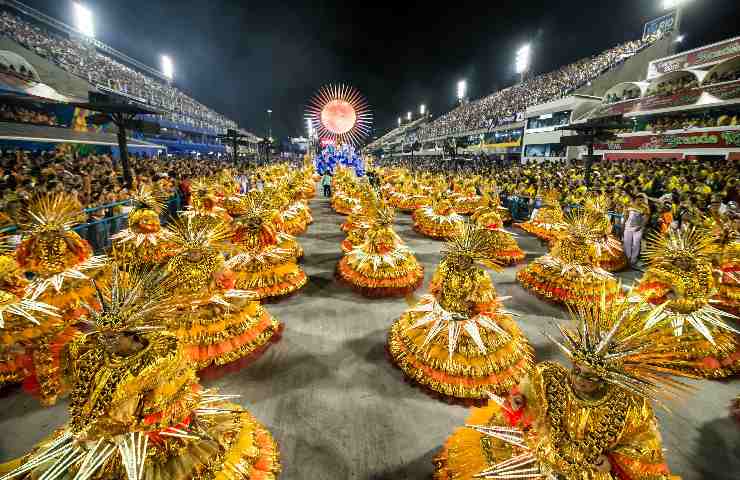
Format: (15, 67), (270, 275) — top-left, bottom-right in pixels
(420, 104), (426, 115)
(398, 117), (402, 126)
(161, 55), (174, 80)
(407, 111), (412, 121)
(73, 2), (94, 38)
(675, 34), (685, 43)
(515, 44), (531, 74)
(457, 80), (466, 100)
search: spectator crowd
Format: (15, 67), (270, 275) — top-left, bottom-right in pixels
(0, 11), (236, 133)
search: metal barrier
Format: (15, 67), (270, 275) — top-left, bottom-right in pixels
(1, 195), (183, 254)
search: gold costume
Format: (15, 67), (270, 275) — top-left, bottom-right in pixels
(413, 195), (465, 240)
(517, 210), (620, 306)
(633, 228), (739, 378)
(227, 196), (307, 301)
(337, 205), (424, 297)
(472, 201), (525, 266)
(0, 267), (280, 480)
(10, 193), (108, 405)
(517, 190), (565, 242)
(434, 297), (691, 480)
(388, 224), (532, 402)
(584, 195), (627, 272)
(111, 186), (175, 269)
(165, 217), (282, 370)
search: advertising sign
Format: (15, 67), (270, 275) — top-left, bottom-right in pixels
(643, 12), (676, 42)
(648, 36), (740, 78)
(595, 129), (740, 151)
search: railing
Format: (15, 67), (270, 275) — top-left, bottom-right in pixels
(2, 196), (184, 254)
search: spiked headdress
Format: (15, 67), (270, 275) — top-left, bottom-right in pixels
(442, 222), (502, 272)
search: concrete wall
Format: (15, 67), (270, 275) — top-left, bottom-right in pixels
(576, 37), (674, 98)
(0, 35), (92, 99)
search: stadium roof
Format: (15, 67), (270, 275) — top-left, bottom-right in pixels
(0, 122), (164, 149)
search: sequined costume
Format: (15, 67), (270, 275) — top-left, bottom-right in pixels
(337, 205), (424, 297)
(227, 196), (307, 300)
(0, 267), (280, 480)
(331, 171), (361, 215)
(397, 182), (430, 213)
(413, 196), (465, 240)
(341, 187), (379, 254)
(633, 228), (739, 378)
(387, 224), (532, 402)
(165, 217), (282, 370)
(183, 179), (233, 227)
(12, 194), (108, 405)
(472, 202), (525, 266)
(111, 186), (175, 269)
(450, 182), (485, 215)
(516, 190), (564, 242)
(584, 195), (627, 272)
(434, 297), (692, 480)
(517, 210), (620, 306)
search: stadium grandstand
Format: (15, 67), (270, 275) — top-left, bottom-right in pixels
(0, 0), (261, 156)
(368, 32), (674, 161)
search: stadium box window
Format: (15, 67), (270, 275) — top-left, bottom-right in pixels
(526, 110), (571, 130)
(524, 144), (565, 157)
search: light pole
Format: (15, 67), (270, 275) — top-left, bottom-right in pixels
(663, 0), (690, 54)
(420, 104), (426, 116)
(457, 80), (467, 105)
(266, 109), (273, 141)
(515, 44), (531, 83)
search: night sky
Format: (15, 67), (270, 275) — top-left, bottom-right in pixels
(18, 1), (740, 140)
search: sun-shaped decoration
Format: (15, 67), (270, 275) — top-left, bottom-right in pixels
(306, 84), (372, 146)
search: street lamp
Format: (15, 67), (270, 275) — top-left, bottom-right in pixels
(515, 44), (531, 83)
(161, 55), (174, 81)
(420, 104), (426, 116)
(457, 80), (466, 103)
(72, 2), (94, 38)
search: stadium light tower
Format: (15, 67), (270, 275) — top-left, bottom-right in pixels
(398, 117), (402, 126)
(420, 104), (426, 116)
(515, 44), (531, 83)
(72, 2), (94, 38)
(407, 111), (412, 121)
(161, 55), (174, 82)
(457, 80), (467, 104)
(664, 0), (689, 50)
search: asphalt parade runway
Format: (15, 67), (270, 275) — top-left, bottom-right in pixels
(1, 193), (738, 479)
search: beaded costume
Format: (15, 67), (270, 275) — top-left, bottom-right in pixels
(337, 204), (424, 297)
(12, 193), (108, 405)
(0, 266), (280, 480)
(632, 228), (739, 378)
(227, 196), (307, 300)
(434, 296), (692, 480)
(165, 217), (282, 370)
(387, 224), (533, 402)
(517, 210), (620, 306)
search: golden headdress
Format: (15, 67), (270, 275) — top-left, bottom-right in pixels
(131, 185), (166, 215)
(546, 293), (696, 404)
(541, 188), (561, 206)
(16, 193), (99, 277)
(441, 222), (502, 272)
(165, 216), (229, 293)
(83, 265), (175, 335)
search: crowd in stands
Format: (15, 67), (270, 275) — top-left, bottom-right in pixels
(0, 103), (61, 126)
(705, 65), (740, 86)
(0, 148), (249, 223)
(644, 73), (699, 97)
(0, 11), (236, 132)
(604, 86), (642, 104)
(417, 39), (652, 140)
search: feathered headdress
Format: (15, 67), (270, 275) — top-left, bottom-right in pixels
(546, 292), (697, 404)
(442, 222), (502, 272)
(131, 185), (166, 215)
(20, 193), (85, 234)
(642, 226), (717, 269)
(167, 215), (231, 252)
(82, 265), (175, 335)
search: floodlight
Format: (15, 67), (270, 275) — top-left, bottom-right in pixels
(457, 80), (466, 100)
(73, 2), (94, 38)
(161, 55), (174, 80)
(420, 104), (426, 115)
(515, 44), (531, 74)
